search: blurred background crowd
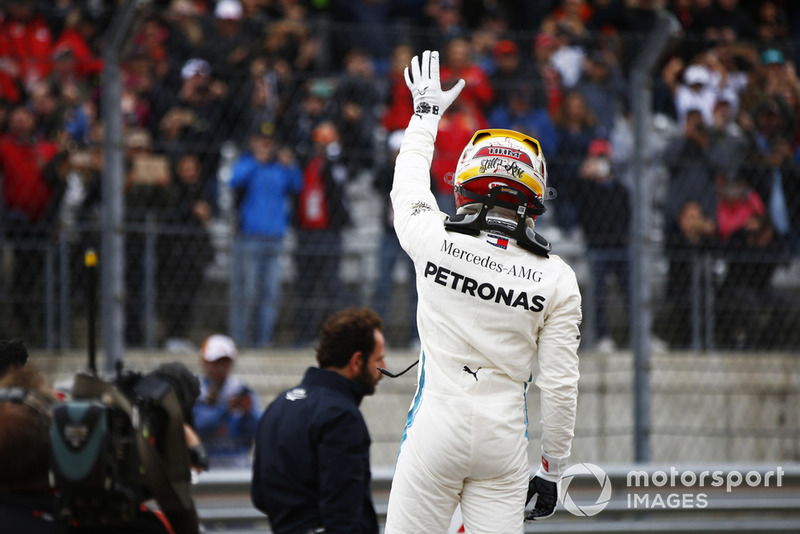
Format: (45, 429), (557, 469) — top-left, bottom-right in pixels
(2, 0), (800, 353)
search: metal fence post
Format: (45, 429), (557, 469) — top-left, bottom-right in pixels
(101, 0), (140, 371)
(45, 244), (56, 350)
(59, 235), (70, 349)
(690, 252), (702, 350)
(629, 11), (678, 463)
(144, 214), (157, 349)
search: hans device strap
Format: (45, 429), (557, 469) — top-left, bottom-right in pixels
(445, 186), (551, 258)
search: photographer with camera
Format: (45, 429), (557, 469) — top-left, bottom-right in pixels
(1, 341), (205, 534)
(0, 346), (64, 533)
(0, 336), (206, 534)
(193, 334), (261, 468)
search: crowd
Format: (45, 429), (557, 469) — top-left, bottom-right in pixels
(2, 0), (800, 350)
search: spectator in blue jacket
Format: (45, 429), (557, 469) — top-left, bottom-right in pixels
(229, 124), (302, 347)
(194, 334), (261, 468)
(251, 308), (386, 534)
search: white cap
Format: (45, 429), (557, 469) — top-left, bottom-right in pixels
(181, 58), (210, 80)
(684, 65), (710, 86)
(215, 0), (243, 20)
(202, 334), (238, 362)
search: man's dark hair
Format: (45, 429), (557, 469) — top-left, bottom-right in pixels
(0, 338), (29, 377)
(316, 308), (383, 369)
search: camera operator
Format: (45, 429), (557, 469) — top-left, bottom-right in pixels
(0, 359), (64, 533)
(1, 338), (205, 534)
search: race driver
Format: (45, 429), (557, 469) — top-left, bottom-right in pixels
(383, 50), (582, 533)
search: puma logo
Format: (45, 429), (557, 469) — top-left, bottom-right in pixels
(463, 365), (481, 381)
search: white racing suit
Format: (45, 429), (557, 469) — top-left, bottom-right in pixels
(384, 124), (582, 533)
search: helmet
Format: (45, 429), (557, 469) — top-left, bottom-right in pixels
(453, 129), (547, 215)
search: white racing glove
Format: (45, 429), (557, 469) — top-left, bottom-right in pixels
(404, 50), (465, 138)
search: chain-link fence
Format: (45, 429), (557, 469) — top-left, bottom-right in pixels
(3, 4), (799, 353)
(3, 1), (800, 464)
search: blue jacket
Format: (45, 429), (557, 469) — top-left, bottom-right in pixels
(251, 367), (378, 534)
(230, 154), (302, 237)
(194, 376), (261, 467)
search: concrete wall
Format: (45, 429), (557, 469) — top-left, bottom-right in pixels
(31, 348), (800, 469)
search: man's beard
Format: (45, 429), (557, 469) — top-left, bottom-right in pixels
(354, 360), (376, 395)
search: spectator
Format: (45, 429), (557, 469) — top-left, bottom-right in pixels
(711, 0), (756, 41)
(489, 38), (547, 114)
(158, 153), (215, 353)
(429, 97), (488, 216)
(163, 0), (206, 70)
(530, 31), (564, 118)
(716, 214), (789, 348)
(0, 106), (59, 346)
(380, 43), (416, 134)
(262, 6), (322, 77)
(293, 121), (353, 345)
(0, 1), (54, 103)
(279, 78), (337, 165)
(574, 49), (627, 138)
(540, 0), (592, 39)
(716, 175), (766, 243)
(371, 130), (418, 348)
(122, 128), (171, 346)
(574, 138), (631, 352)
(662, 109), (718, 231)
(334, 48), (382, 174)
(156, 57), (244, 187)
(550, 90), (600, 230)
(674, 64), (719, 128)
(43, 140), (103, 319)
(548, 25), (586, 90)
(242, 56), (281, 145)
(120, 52), (159, 132)
(418, 0), (468, 52)
(252, 307), (385, 534)
(201, 0), (258, 85)
(28, 80), (62, 143)
(746, 136), (800, 252)
(489, 39), (523, 111)
(229, 126), (302, 348)
(755, 1), (791, 45)
(430, 36), (494, 217)
(660, 201), (717, 348)
(194, 334), (261, 468)
(487, 82), (558, 156)
(49, 7), (103, 82)
(327, 0), (395, 73)
(440, 36), (494, 123)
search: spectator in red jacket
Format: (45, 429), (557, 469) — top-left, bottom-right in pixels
(381, 43), (415, 134)
(0, 105), (59, 345)
(0, 2), (54, 102)
(440, 36), (493, 123)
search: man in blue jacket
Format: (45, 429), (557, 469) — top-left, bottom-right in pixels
(251, 308), (386, 534)
(229, 125), (302, 347)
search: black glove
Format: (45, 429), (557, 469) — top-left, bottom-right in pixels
(525, 475), (557, 521)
